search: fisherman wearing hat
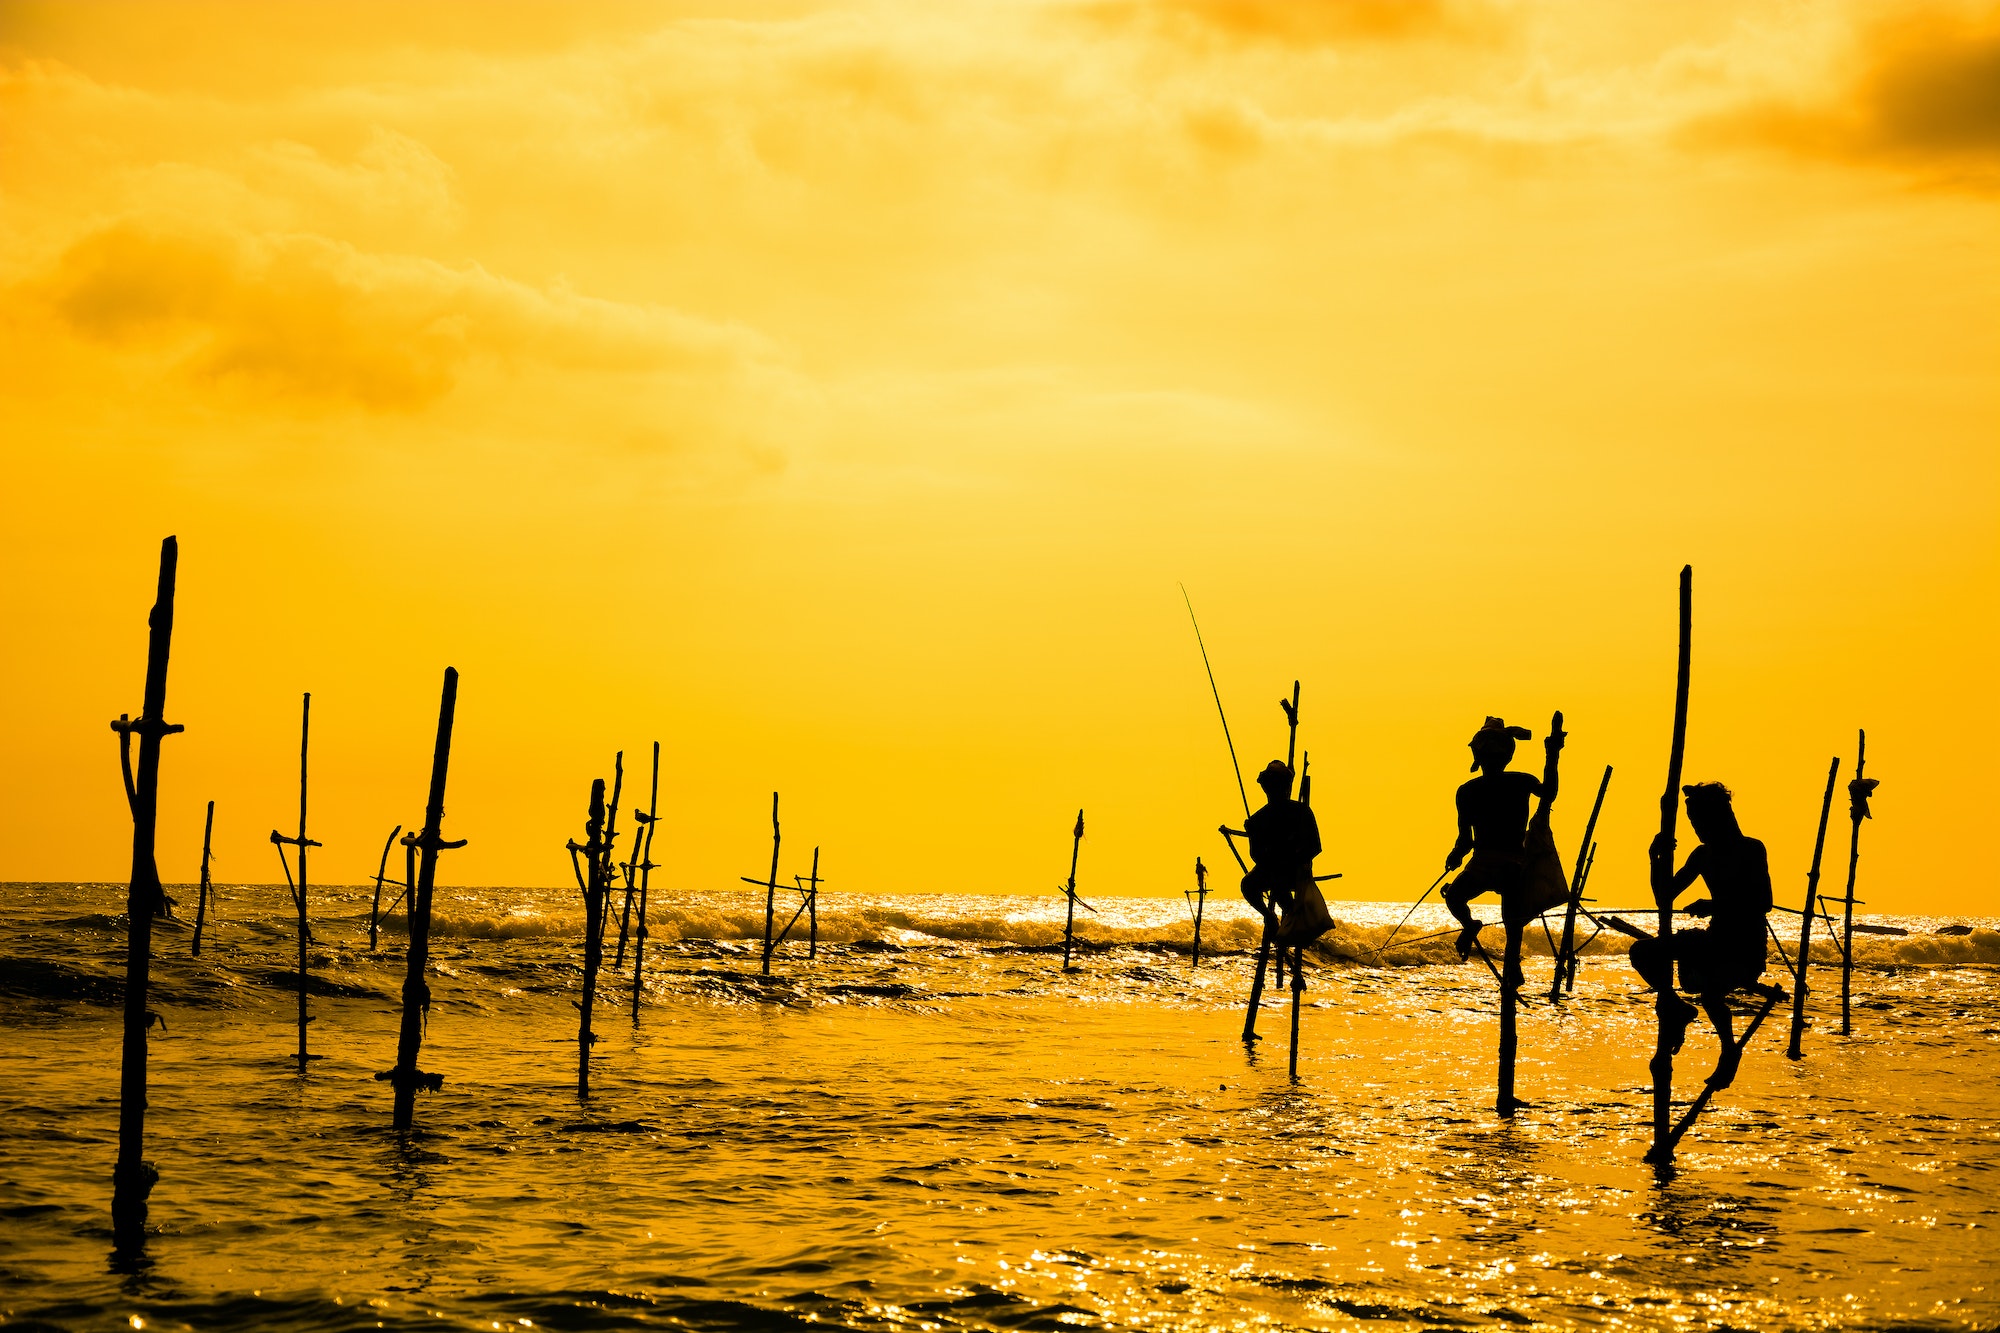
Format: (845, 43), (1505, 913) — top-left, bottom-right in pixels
(1442, 716), (1563, 975)
(1241, 759), (1321, 933)
(1631, 782), (1774, 1089)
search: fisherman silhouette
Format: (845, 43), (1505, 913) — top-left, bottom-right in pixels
(1443, 716), (1564, 978)
(1241, 760), (1320, 931)
(1629, 782), (1773, 1090)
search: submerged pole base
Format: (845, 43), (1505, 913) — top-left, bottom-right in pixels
(110, 1159), (158, 1253)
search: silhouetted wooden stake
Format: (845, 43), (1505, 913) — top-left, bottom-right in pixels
(110, 536), (184, 1254)
(803, 847), (821, 960)
(614, 798), (643, 970)
(191, 800), (215, 957)
(1187, 857), (1209, 968)
(270, 693), (321, 1076)
(760, 793), (782, 976)
(379, 668), (465, 1130)
(1786, 757), (1841, 1059)
(1645, 565), (1693, 1167)
(1220, 825), (1271, 1043)
(1563, 842), (1600, 992)
(1839, 730), (1875, 1037)
(567, 776), (609, 1098)
(597, 756), (625, 963)
(630, 741), (660, 1021)
(1061, 810), (1084, 971)
(367, 825), (402, 951)
(1287, 946), (1304, 1079)
(1551, 766), (1612, 1002)
(1497, 709), (1563, 1117)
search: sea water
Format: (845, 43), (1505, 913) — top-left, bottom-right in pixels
(2, 882), (1996, 1331)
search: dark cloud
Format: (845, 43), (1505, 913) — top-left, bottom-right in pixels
(1696, 8), (2000, 177)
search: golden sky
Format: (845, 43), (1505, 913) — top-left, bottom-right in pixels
(2, 0), (1994, 914)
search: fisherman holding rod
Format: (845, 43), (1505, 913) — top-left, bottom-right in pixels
(1238, 759), (1322, 951)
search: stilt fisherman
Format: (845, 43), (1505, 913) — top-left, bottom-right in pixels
(1629, 782), (1774, 1090)
(1242, 760), (1321, 935)
(1443, 715), (1567, 982)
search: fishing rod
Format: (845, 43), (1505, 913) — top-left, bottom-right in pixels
(1370, 868), (1452, 956)
(1180, 584), (1250, 821)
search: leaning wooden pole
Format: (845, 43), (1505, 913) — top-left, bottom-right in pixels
(385, 668), (464, 1130)
(760, 792), (782, 975)
(1551, 766), (1612, 1001)
(1062, 810), (1084, 970)
(190, 799), (215, 957)
(269, 693), (321, 1076)
(1644, 566), (1693, 1166)
(630, 741), (660, 1021)
(568, 777), (608, 1098)
(1840, 730), (1872, 1037)
(368, 824), (402, 951)
(110, 536), (183, 1253)
(1785, 756), (1841, 1059)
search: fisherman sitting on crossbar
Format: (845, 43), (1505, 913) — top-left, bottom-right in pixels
(1630, 782), (1774, 1091)
(1443, 716), (1564, 978)
(1242, 760), (1320, 934)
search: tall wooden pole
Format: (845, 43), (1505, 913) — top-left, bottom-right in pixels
(386, 668), (464, 1130)
(1287, 946), (1304, 1079)
(190, 800), (215, 957)
(111, 536), (183, 1253)
(1551, 766), (1612, 1001)
(630, 741), (660, 1020)
(761, 792), (781, 976)
(1786, 757), (1841, 1059)
(568, 777), (607, 1098)
(269, 693), (321, 1076)
(597, 755), (624, 959)
(1061, 810), (1084, 970)
(1840, 730), (1871, 1036)
(1189, 857), (1208, 968)
(805, 846), (821, 960)
(1645, 565), (1693, 1167)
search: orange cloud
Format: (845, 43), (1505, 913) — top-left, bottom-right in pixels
(1076, 0), (1508, 47)
(38, 219), (779, 412)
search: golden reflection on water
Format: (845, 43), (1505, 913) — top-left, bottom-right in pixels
(1, 886), (1995, 1330)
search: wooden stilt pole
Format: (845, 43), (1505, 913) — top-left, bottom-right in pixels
(270, 693), (321, 1076)
(614, 803), (642, 970)
(1551, 766), (1612, 1001)
(596, 756), (624, 961)
(1061, 810), (1084, 971)
(1287, 946), (1304, 1079)
(629, 742), (660, 1020)
(110, 536), (183, 1255)
(567, 776), (609, 1098)
(1840, 730), (1873, 1037)
(1644, 565), (1693, 1167)
(1564, 842), (1599, 992)
(191, 800), (215, 957)
(1785, 757), (1841, 1059)
(1658, 985), (1785, 1157)
(760, 793), (781, 976)
(368, 824), (401, 951)
(1498, 924), (1522, 1115)
(804, 847), (820, 960)
(1188, 857), (1209, 968)
(381, 668), (465, 1130)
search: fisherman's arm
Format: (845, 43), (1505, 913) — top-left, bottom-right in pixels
(1539, 712), (1566, 804)
(1446, 788), (1473, 870)
(1651, 838), (1703, 903)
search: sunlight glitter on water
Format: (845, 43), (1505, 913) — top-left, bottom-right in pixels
(1, 883), (1996, 1331)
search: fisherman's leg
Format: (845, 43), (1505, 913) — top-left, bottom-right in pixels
(1443, 878), (1485, 960)
(1501, 921), (1525, 990)
(1699, 991), (1740, 1089)
(1631, 936), (1700, 1055)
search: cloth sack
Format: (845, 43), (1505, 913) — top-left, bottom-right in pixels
(1277, 872), (1334, 945)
